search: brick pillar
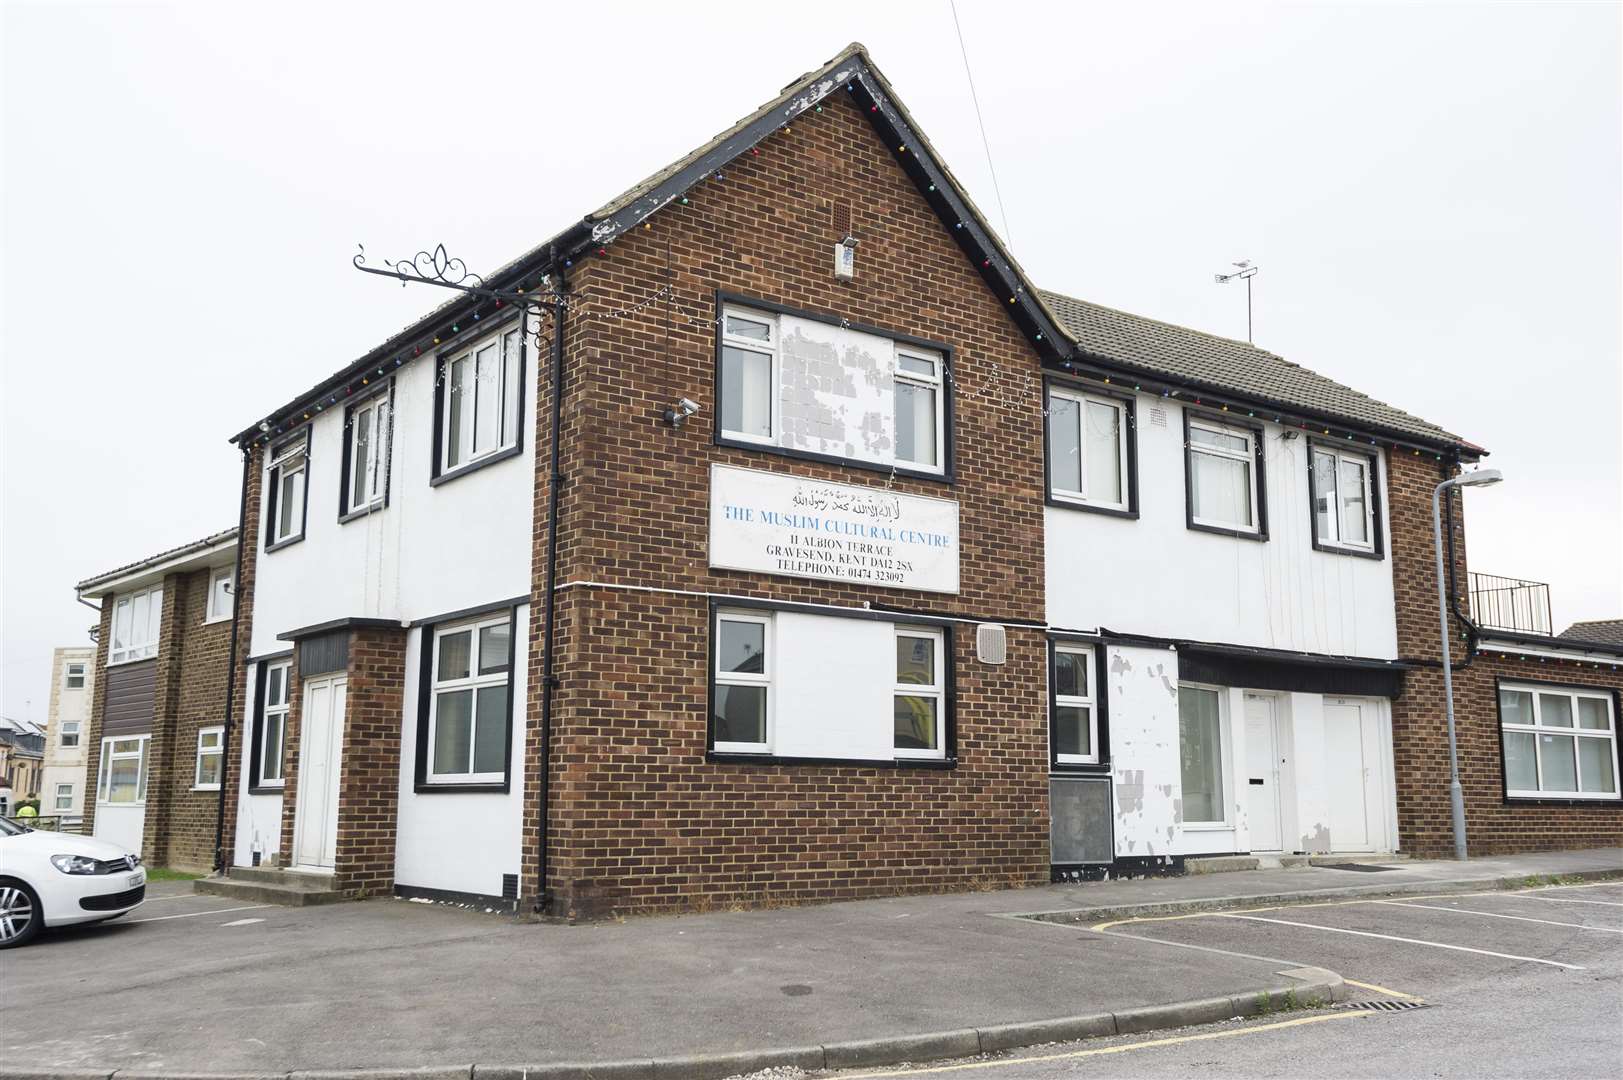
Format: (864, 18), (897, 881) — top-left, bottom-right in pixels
(142, 571), (189, 867)
(79, 603), (115, 838)
(333, 626), (407, 897)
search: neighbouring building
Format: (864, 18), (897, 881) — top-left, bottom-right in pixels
(196, 43), (1617, 916)
(74, 530), (240, 870)
(1, 716), (47, 814)
(41, 646), (95, 824)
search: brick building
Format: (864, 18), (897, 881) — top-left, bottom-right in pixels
(200, 44), (1617, 917)
(74, 529), (240, 871)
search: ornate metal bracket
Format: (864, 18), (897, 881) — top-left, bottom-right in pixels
(353, 243), (555, 310)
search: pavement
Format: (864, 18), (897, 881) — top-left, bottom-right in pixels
(0, 848), (1618, 1079)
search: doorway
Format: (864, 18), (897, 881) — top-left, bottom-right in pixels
(1323, 696), (1388, 853)
(1243, 692), (1284, 852)
(292, 674), (346, 871)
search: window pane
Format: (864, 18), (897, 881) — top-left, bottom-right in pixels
(725, 314), (771, 341)
(1540, 694), (1574, 727)
(1054, 650), (1086, 698)
(352, 408), (372, 504)
(112, 599), (130, 652)
(438, 630), (472, 681)
(1055, 705), (1090, 757)
(714, 685), (766, 745)
(198, 751), (222, 787)
(1503, 730), (1537, 791)
(131, 592), (150, 645)
(1085, 402), (1121, 504)
(473, 685), (509, 774)
(717, 620), (764, 675)
(200, 730), (221, 749)
(109, 758), (141, 803)
(898, 353), (936, 377)
(721, 346), (772, 437)
(1578, 698), (1611, 730)
(262, 714), (285, 781)
(1191, 451), (1252, 527)
(433, 689), (474, 775)
(896, 635), (935, 686)
(1578, 738), (1617, 793)
(1538, 734), (1577, 792)
(1179, 687), (1225, 822)
(1190, 426), (1249, 452)
(1313, 451), (1337, 541)
(267, 665), (286, 707)
(472, 343), (501, 454)
(896, 381), (937, 467)
(894, 695), (938, 750)
(211, 571), (232, 619)
(479, 622), (512, 675)
(279, 469), (302, 538)
(447, 357), (470, 467)
(1500, 689), (1533, 726)
(1339, 458), (1369, 543)
(145, 589), (163, 648)
(1049, 396), (1082, 494)
(502, 330), (522, 445)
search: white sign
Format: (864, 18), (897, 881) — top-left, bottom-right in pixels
(709, 464), (960, 594)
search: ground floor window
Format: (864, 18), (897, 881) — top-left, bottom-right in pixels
(893, 627), (946, 759)
(421, 610), (514, 787)
(1499, 682), (1619, 799)
(254, 658), (291, 789)
(1051, 643), (1100, 765)
(97, 735), (149, 804)
(194, 726), (224, 790)
(1178, 685), (1227, 823)
(54, 783), (73, 811)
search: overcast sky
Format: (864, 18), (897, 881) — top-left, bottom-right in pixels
(3, 1), (1619, 723)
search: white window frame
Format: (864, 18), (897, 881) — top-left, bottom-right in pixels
(267, 433), (308, 547)
(718, 306), (779, 446)
(1187, 417), (1260, 534)
(893, 346), (946, 475)
(257, 659), (290, 788)
(1177, 683), (1232, 827)
(60, 718), (81, 749)
(96, 734), (149, 805)
(893, 626), (947, 761)
(1048, 386), (1130, 512)
(1500, 683), (1619, 800)
(194, 725), (225, 790)
(345, 389), (392, 514)
(54, 783), (74, 811)
(1311, 445), (1377, 552)
(439, 327), (523, 476)
(425, 613), (513, 785)
(712, 610), (773, 754)
(1052, 644), (1100, 766)
(205, 566), (234, 624)
(108, 585), (163, 665)
(64, 661), (87, 690)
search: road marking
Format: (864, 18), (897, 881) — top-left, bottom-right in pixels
(834, 1012), (1371, 1078)
(1217, 914), (1585, 969)
(132, 904), (270, 923)
(1524, 896), (1623, 908)
(1378, 900), (1623, 933)
(221, 917), (265, 927)
(1342, 979), (1420, 1000)
(137, 893), (212, 902)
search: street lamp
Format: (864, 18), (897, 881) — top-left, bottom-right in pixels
(1432, 467), (1504, 860)
(1214, 260), (1260, 343)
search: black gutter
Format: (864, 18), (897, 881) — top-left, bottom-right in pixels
(535, 261), (568, 915)
(1473, 627), (1623, 659)
(213, 447), (252, 873)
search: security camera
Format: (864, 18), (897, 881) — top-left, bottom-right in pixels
(663, 398), (702, 427)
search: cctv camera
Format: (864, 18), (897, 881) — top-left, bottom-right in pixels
(677, 398), (700, 416)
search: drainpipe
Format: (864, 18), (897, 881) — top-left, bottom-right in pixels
(213, 447), (252, 874)
(535, 261), (568, 915)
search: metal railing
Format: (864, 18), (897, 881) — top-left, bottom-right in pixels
(1468, 573), (1553, 635)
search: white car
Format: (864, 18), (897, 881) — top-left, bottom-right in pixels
(0, 816), (146, 947)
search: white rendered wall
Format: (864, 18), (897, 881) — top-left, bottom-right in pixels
(43, 649), (92, 816)
(94, 803), (144, 854)
(1047, 399), (1397, 658)
(394, 613), (529, 898)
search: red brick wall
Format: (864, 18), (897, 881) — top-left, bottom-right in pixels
(333, 626), (406, 896)
(1387, 451), (1623, 855)
(276, 644), (305, 861)
(524, 92), (1052, 916)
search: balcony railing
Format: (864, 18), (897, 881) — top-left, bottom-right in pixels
(1468, 573), (1553, 635)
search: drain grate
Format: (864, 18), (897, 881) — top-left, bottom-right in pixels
(1336, 999), (1431, 1012)
(1321, 863), (1400, 872)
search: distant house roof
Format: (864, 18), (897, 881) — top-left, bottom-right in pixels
(1559, 619), (1623, 647)
(76, 528), (238, 600)
(234, 43), (1482, 460)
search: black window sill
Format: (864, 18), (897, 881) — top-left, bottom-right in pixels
(1046, 496), (1138, 520)
(1051, 760), (1112, 774)
(1502, 795), (1623, 808)
(264, 533), (306, 554)
(1311, 540), (1385, 561)
(430, 444), (522, 488)
(714, 435), (954, 486)
(1187, 521), (1269, 543)
(413, 780), (512, 795)
(338, 502), (387, 526)
(706, 751), (956, 769)
(247, 785), (285, 797)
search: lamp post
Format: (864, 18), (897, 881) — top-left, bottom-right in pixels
(1432, 467), (1504, 861)
(1214, 261), (1260, 343)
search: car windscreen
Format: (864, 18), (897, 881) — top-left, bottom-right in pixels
(0, 816), (30, 836)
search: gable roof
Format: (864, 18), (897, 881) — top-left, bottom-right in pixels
(234, 43), (1479, 459)
(76, 528), (239, 600)
(1559, 619), (1623, 647)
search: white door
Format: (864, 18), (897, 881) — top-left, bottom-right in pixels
(292, 674), (346, 871)
(1244, 693), (1284, 852)
(1324, 697), (1386, 853)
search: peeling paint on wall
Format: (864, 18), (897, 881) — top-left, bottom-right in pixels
(1302, 823), (1332, 854)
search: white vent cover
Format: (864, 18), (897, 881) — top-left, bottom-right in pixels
(1149, 405), (1168, 428)
(975, 623), (1008, 665)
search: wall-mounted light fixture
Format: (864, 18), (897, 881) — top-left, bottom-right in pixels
(834, 235), (859, 280)
(663, 397), (701, 428)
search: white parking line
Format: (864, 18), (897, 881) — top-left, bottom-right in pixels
(1525, 896), (1623, 908)
(1217, 913), (1586, 969)
(1377, 900), (1623, 933)
(132, 904), (270, 923)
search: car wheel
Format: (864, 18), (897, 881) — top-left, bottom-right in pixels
(0, 878), (42, 949)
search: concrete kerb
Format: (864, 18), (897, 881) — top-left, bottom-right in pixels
(0, 970), (1344, 1080)
(1003, 867), (1623, 928)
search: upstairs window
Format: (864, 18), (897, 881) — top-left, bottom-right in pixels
(1048, 385), (1132, 514)
(206, 567), (234, 623)
(439, 328), (523, 477)
(893, 627), (946, 760)
(719, 309), (776, 444)
(265, 432), (309, 549)
(894, 348), (944, 470)
(194, 726), (224, 790)
(1186, 414), (1265, 538)
(1311, 446), (1380, 555)
(424, 613), (513, 785)
(343, 389), (392, 515)
(109, 585), (162, 665)
(1500, 683), (1618, 800)
(60, 718), (81, 749)
(64, 661), (86, 689)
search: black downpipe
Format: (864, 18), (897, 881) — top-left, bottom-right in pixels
(535, 265), (568, 914)
(213, 447), (253, 873)
(1440, 457), (1478, 672)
